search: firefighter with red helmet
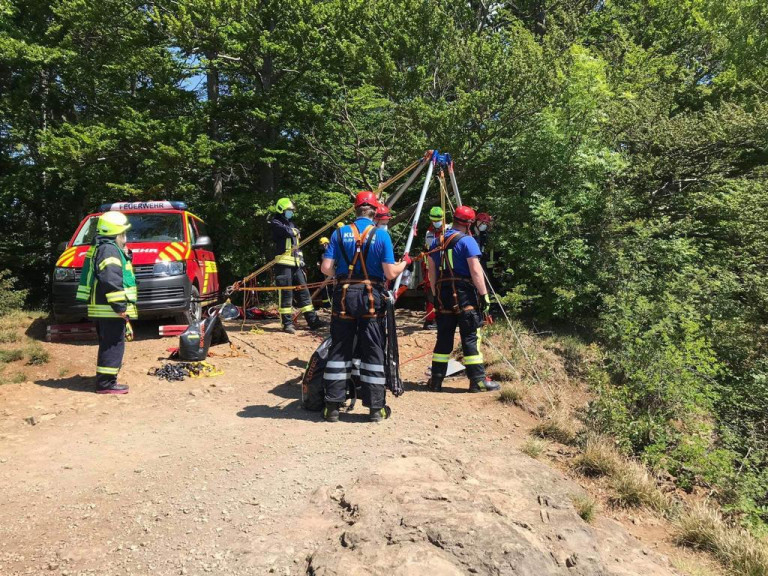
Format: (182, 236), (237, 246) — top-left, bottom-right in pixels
(269, 197), (326, 334)
(374, 204), (391, 229)
(426, 206), (499, 393)
(320, 191), (412, 422)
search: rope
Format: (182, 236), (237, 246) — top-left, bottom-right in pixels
(482, 268), (557, 408)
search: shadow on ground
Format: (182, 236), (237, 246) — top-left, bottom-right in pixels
(237, 403), (378, 423)
(34, 374), (97, 393)
(237, 401), (317, 421)
(403, 379), (470, 394)
(269, 376), (302, 399)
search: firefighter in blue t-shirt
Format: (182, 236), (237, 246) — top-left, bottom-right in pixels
(320, 192), (412, 422)
(426, 206), (500, 393)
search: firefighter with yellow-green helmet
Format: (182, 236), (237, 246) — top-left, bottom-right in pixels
(269, 197), (326, 334)
(76, 211), (136, 394)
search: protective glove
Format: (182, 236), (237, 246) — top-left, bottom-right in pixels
(402, 252), (413, 266)
(480, 293), (491, 316)
(121, 314), (134, 342)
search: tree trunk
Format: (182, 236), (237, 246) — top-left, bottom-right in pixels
(206, 51), (224, 201)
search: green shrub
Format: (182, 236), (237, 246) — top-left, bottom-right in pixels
(521, 437), (548, 459)
(572, 494), (597, 523)
(0, 349), (23, 363)
(0, 270), (27, 317)
(0, 329), (20, 343)
(25, 344), (50, 365)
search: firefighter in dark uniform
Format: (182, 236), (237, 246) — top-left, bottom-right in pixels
(426, 205), (500, 393)
(421, 206), (444, 330)
(269, 197), (325, 334)
(75, 211), (136, 394)
(320, 191), (412, 422)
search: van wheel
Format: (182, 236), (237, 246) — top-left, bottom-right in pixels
(176, 286), (202, 325)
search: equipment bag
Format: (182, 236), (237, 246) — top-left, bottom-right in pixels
(384, 291), (404, 397)
(178, 308), (229, 361)
(301, 336), (362, 411)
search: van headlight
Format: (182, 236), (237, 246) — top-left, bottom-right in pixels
(54, 267), (76, 282)
(153, 261), (186, 276)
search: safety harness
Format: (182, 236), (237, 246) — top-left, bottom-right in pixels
(435, 231), (473, 314)
(335, 223), (380, 319)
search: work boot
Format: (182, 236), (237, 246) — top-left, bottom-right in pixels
(426, 378), (443, 392)
(283, 324), (296, 335)
(370, 406), (392, 422)
(469, 377), (500, 393)
(324, 402), (341, 423)
(308, 317), (327, 331)
(96, 382), (129, 395)
(423, 321), (437, 330)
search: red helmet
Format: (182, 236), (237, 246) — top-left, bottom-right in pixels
(374, 204), (391, 221)
(453, 205), (476, 223)
(476, 212), (492, 224)
(355, 190), (377, 208)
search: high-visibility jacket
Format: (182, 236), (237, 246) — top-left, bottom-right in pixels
(270, 214), (304, 267)
(76, 236), (137, 319)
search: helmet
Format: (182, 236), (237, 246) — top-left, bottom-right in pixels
(453, 205), (476, 224)
(336, 222), (344, 229)
(476, 212), (492, 224)
(429, 206), (444, 222)
(319, 236), (330, 246)
(374, 204), (391, 222)
(97, 211), (131, 236)
(355, 190), (377, 208)
(275, 197), (295, 214)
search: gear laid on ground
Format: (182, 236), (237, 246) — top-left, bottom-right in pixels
(148, 361), (224, 381)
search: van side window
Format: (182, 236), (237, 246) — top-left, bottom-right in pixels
(193, 218), (208, 238)
(187, 217), (197, 244)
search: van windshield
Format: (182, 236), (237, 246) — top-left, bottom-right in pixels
(73, 213), (185, 245)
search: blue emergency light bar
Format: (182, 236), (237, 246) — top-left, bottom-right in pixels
(97, 200), (188, 212)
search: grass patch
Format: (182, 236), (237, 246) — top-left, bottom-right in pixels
(531, 413), (578, 445)
(551, 335), (589, 378)
(572, 494), (597, 523)
(498, 384), (525, 406)
(486, 364), (517, 382)
(0, 371), (25, 385)
(675, 505), (768, 576)
(609, 460), (668, 512)
(0, 349), (23, 363)
(574, 435), (621, 477)
(0, 328), (20, 343)
(25, 343), (50, 365)
(521, 437), (549, 459)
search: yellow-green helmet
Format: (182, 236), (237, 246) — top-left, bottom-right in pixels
(97, 211), (131, 236)
(319, 236), (330, 246)
(275, 197), (295, 214)
(429, 206), (444, 222)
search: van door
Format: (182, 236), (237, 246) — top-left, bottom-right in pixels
(190, 216), (218, 304)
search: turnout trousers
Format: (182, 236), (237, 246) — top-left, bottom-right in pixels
(96, 318), (125, 388)
(323, 283), (387, 410)
(274, 264), (318, 327)
(431, 280), (486, 387)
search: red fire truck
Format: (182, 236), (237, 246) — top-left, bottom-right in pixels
(52, 201), (219, 324)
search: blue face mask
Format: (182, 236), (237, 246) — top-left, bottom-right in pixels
(432, 220), (443, 230)
(284, 210), (294, 220)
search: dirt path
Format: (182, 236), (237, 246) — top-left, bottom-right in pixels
(0, 313), (688, 575)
